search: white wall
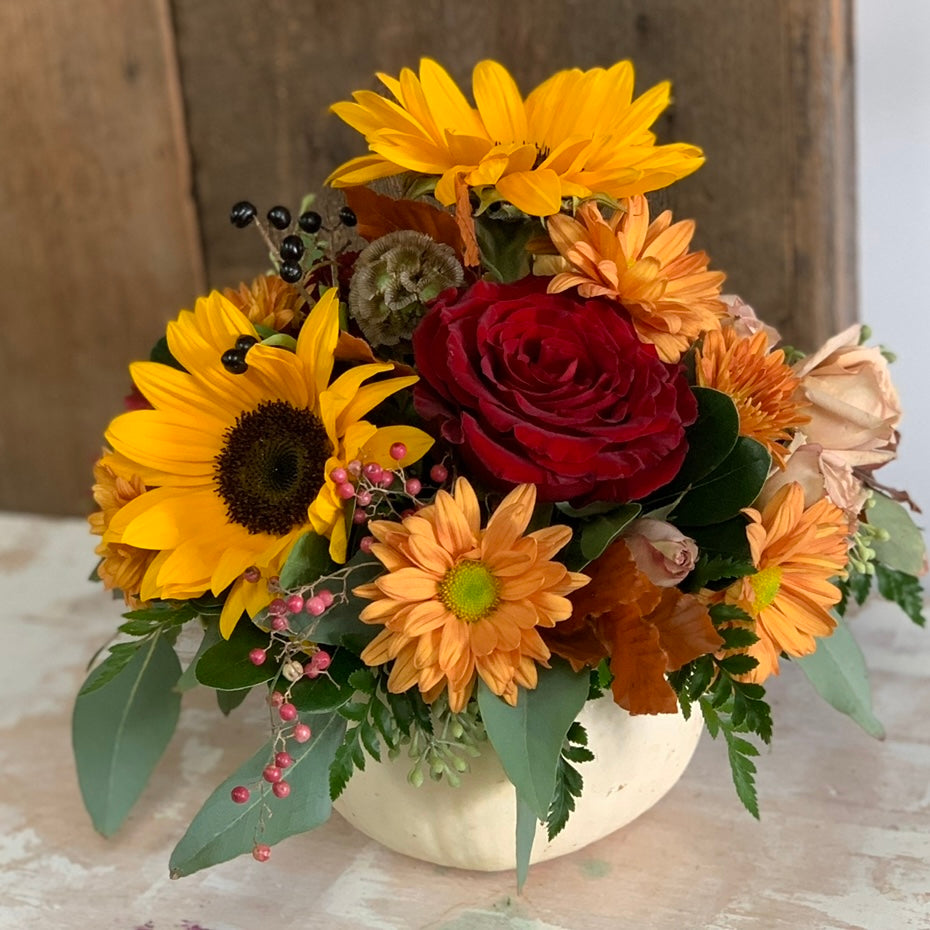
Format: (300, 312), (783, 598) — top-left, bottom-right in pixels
(856, 1), (930, 547)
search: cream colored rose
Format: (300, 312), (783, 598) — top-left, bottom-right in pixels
(757, 442), (866, 527)
(624, 518), (698, 587)
(794, 325), (901, 468)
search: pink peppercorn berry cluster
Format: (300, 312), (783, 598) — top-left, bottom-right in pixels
(357, 459), (450, 554)
(330, 443), (416, 527)
(229, 695), (315, 863)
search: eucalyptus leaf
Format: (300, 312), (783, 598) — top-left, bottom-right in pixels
(867, 493), (927, 576)
(670, 438), (770, 527)
(796, 618), (885, 739)
(72, 632), (182, 836)
(195, 620), (273, 690)
(515, 795), (538, 892)
(477, 659), (590, 820)
(279, 532), (332, 591)
(169, 711), (347, 877)
(216, 687), (251, 716)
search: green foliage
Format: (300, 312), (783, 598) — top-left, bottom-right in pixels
(515, 795), (538, 893)
(668, 600), (771, 816)
(643, 389), (740, 518)
(400, 694), (486, 788)
(685, 553), (756, 593)
(563, 504), (641, 570)
(72, 630), (182, 836)
(867, 494), (927, 576)
(149, 335), (185, 371)
(474, 215), (540, 283)
(670, 438), (771, 527)
(78, 641), (145, 697)
(169, 712), (346, 877)
(195, 620), (274, 690)
(796, 617), (885, 739)
(875, 563), (926, 627)
(329, 671), (403, 800)
(835, 567), (874, 616)
(664, 388), (740, 488)
(285, 649), (365, 712)
(216, 687), (251, 716)
(477, 659), (590, 821)
(546, 722), (593, 841)
(174, 622), (223, 693)
(279, 531), (332, 590)
(291, 551), (385, 651)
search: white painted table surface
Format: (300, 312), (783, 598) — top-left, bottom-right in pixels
(1, 512), (928, 930)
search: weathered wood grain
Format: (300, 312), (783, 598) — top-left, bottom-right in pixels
(0, 0), (204, 515)
(172, 0), (856, 349)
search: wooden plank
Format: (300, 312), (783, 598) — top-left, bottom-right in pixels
(0, 0), (205, 515)
(173, 0), (855, 350)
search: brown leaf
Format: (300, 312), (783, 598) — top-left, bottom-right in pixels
(334, 331), (416, 378)
(453, 174), (481, 268)
(604, 607), (679, 715)
(542, 612), (608, 670)
(343, 187), (464, 259)
(649, 590), (724, 671)
(569, 541), (659, 620)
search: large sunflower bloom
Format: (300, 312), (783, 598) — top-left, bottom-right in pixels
(547, 198), (727, 363)
(327, 59), (704, 217)
(354, 478), (588, 711)
(104, 289), (433, 636)
(726, 482), (850, 683)
(696, 327), (810, 467)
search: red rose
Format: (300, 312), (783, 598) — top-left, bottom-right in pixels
(413, 277), (697, 503)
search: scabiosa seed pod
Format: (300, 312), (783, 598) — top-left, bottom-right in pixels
(348, 230), (464, 348)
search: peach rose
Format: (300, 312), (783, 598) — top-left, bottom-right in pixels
(624, 518), (698, 587)
(756, 442), (867, 527)
(794, 325), (901, 468)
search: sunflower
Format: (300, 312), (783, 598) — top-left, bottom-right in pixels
(547, 198), (726, 363)
(327, 59), (704, 217)
(354, 478), (588, 711)
(104, 288), (433, 637)
(725, 482), (850, 682)
(696, 327), (810, 467)
(88, 450), (156, 605)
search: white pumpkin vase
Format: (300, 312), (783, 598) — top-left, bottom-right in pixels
(333, 696), (703, 871)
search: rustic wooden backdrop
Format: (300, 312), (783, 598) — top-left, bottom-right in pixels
(0, 0), (856, 516)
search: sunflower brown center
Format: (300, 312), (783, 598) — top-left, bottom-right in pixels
(215, 400), (332, 536)
(439, 560), (500, 623)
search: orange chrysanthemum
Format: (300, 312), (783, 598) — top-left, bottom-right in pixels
(544, 540), (722, 714)
(696, 327), (810, 467)
(354, 478), (588, 712)
(224, 274), (306, 332)
(88, 451), (156, 604)
(547, 198), (726, 363)
(725, 482), (849, 683)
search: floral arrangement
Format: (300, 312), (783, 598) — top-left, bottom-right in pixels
(75, 58), (925, 883)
